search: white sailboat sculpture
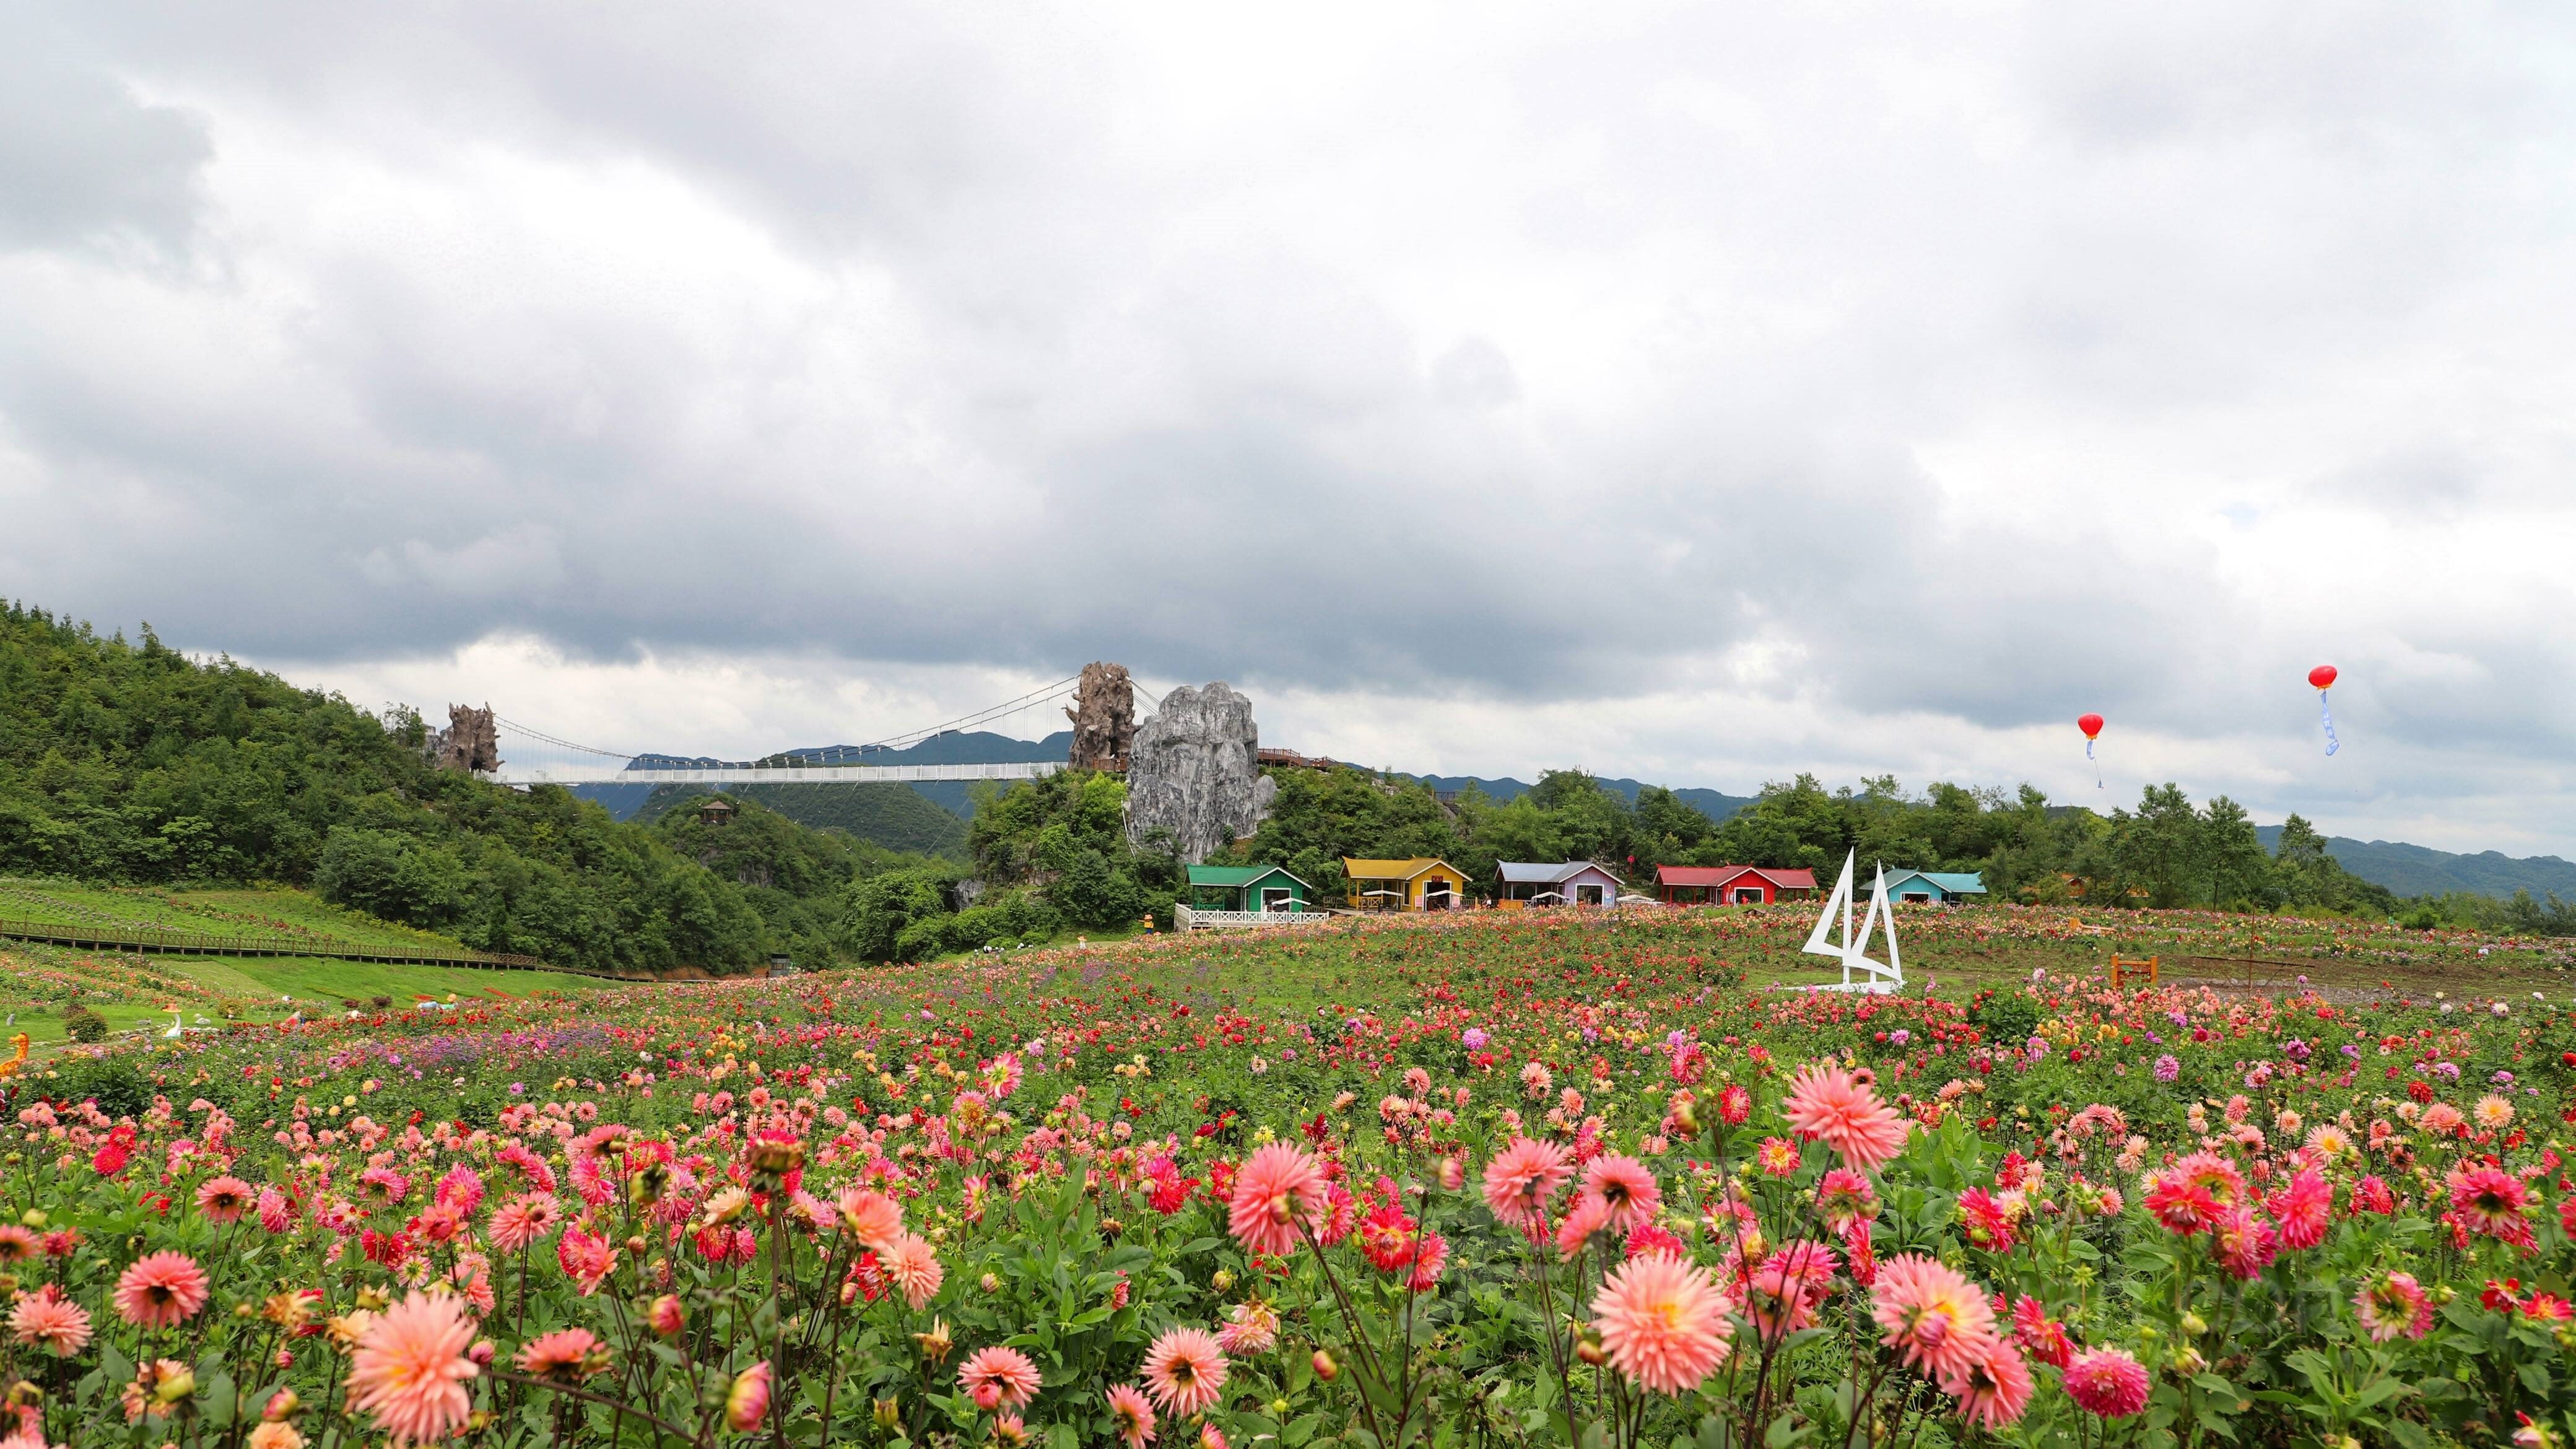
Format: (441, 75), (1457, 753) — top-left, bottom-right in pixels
(1799, 850), (1904, 994)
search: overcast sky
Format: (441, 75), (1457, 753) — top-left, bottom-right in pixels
(5, 2), (2574, 855)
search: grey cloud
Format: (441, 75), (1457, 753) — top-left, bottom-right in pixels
(0, 17), (209, 253)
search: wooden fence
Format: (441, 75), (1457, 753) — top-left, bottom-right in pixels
(1174, 906), (1340, 932)
(2175, 955), (2326, 991)
(0, 916), (640, 980)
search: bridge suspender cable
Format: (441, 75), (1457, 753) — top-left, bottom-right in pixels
(489, 672), (1084, 767)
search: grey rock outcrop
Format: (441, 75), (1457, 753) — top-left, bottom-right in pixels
(1125, 682), (1276, 864)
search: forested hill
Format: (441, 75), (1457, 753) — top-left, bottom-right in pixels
(0, 603), (846, 975)
(1401, 773), (1757, 824)
(2255, 826), (2576, 901)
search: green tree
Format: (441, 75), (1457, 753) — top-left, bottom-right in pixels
(2107, 783), (2201, 908)
(2198, 794), (2270, 908)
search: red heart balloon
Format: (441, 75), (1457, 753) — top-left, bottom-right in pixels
(2076, 713), (2104, 739)
(2307, 664), (2338, 691)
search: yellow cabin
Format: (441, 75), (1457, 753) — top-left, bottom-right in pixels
(1341, 858), (1468, 912)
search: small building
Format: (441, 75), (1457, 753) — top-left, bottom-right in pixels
(1881, 869), (1986, 905)
(1655, 864), (1819, 905)
(1496, 861), (1625, 908)
(1186, 864), (1312, 914)
(1342, 858), (1468, 912)
(696, 798), (737, 827)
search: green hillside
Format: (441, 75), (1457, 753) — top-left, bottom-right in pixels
(637, 781), (969, 857)
(0, 603), (926, 974)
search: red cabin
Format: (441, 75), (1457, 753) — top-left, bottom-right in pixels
(1655, 864), (1819, 905)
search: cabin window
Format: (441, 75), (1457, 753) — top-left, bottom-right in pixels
(1902, 892), (1933, 904)
(1261, 887), (1293, 912)
(1576, 884), (1604, 906)
(1731, 887), (1764, 904)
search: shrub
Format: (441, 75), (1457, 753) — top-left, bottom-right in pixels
(59, 1006), (108, 1043)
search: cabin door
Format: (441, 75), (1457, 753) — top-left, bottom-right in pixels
(1421, 882), (1451, 910)
(1261, 887), (1293, 913)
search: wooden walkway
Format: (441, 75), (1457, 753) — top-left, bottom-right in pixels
(0, 917), (643, 981)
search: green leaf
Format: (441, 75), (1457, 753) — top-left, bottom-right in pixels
(2388, 1421), (2431, 1449)
(2351, 1378), (2405, 1409)
(2522, 1361), (2554, 1397)
(1697, 1414), (1733, 1449)
(1047, 1423), (1079, 1449)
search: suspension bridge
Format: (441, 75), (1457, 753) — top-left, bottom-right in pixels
(480, 672), (1159, 788)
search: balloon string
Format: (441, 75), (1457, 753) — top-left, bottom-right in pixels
(2086, 737), (2100, 788)
(2319, 690), (2339, 757)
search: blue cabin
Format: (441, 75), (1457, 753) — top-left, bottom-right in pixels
(1880, 869), (1986, 905)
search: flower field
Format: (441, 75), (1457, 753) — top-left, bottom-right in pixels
(6, 904), (2576, 1448)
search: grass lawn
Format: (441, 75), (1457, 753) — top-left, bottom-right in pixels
(0, 941), (613, 1049)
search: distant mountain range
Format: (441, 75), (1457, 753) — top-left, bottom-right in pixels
(2254, 825), (2576, 900)
(568, 730), (1069, 823)
(575, 732), (2575, 903)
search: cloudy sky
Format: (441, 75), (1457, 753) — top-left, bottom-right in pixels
(6, 2), (2573, 854)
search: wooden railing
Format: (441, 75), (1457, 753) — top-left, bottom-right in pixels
(0, 916), (633, 978)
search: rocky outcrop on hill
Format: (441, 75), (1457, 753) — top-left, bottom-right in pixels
(430, 704), (502, 773)
(1064, 662), (1136, 773)
(1125, 682), (1274, 864)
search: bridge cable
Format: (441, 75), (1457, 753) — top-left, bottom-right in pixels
(842, 674), (1081, 751)
(492, 672), (1084, 768)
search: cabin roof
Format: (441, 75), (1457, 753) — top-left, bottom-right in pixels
(1185, 864), (1310, 890)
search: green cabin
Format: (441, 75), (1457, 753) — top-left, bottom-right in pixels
(1185, 864), (1312, 914)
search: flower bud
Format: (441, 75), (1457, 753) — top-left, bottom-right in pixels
(1312, 1349), (1338, 1382)
(468, 1340), (495, 1367)
(1211, 1269), (1235, 1292)
(2179, 1312), (2208, 1338)
(980, 1272), (1001, 1294)
(873, 1398), (902, 1432)
(648, 1294), (685, 1336)
(263, 1387), (300, 1420)
(725, 1362), (772, 1433)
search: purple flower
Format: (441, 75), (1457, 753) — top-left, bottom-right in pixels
(2154, 1054), (2180, 1082)
(2492, 1069), (2516, 1086)
(1890, 1029), (1911, 1045)
(2167, 1011), (2189, 1029)
(1666, 1030), (1687, 1048)
(2434, 1061), (2461, 1082)
(2282, 1038), (2310, 1062)
(2026, 1036), (2049, 1061)
(1461, 1028), (1488, 1050)
(2341, 1044), (2361, 1061)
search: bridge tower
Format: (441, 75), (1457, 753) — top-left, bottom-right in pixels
(1066, 662), (1135, 773)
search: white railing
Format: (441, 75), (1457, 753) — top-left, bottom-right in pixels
(1175, 906), (1337, 931)
(490, 760), (1068, 786)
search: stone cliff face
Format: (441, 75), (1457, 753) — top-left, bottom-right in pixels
(1124, 682), (1275, 864)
